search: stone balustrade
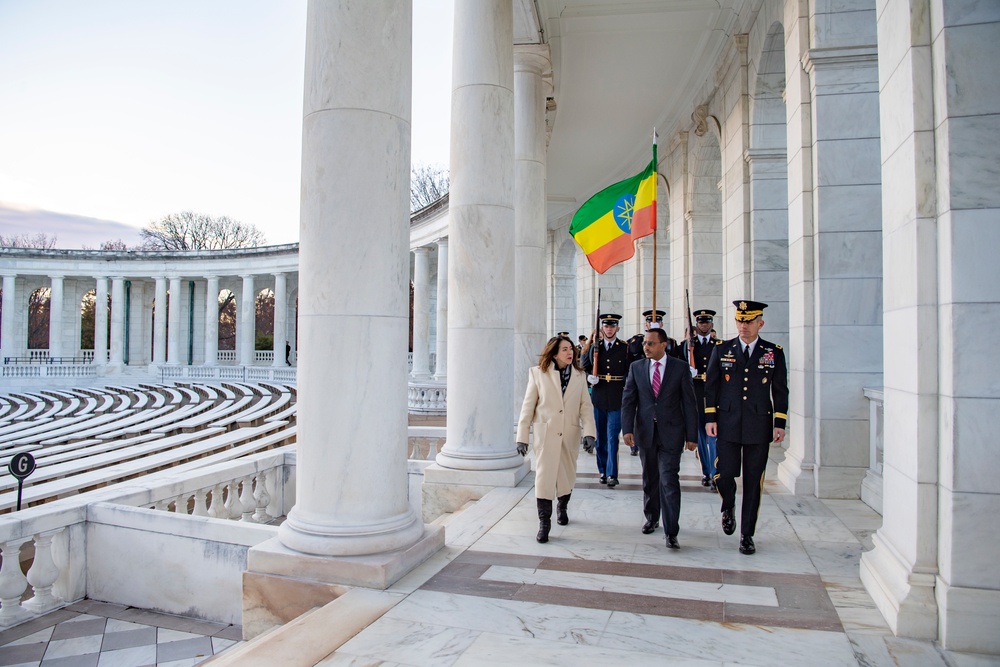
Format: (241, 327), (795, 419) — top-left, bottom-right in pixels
(407, 380), (446, 414)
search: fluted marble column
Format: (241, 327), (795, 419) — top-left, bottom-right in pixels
(94, 277), (108, 367)
(48, 275), (64, 358)
(152, 277), (167, 365)
(436, 0), (521, 472)
(276, 0), (424, 557)
(239, 274), (255, 366)
(109, 277), (125, 368)
(1, 275), (16, 362)
(513, 45), (551, 406)
(204, 276), (219, 366)
(433, 238), (448, 381)
(410, 247), (432, 379)
(167, 277), (182, 365)
(272, 272), (287, 367)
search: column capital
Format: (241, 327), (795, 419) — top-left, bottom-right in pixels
(434, 237), (449, 249)
(240, 273), (255, 280)
(272, 271), (286, 278)
(412, 246), (433, 256)
(802, 46), (878, 74)
(513, 44), (551, 76)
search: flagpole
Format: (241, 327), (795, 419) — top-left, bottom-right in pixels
(651, 129), (658, 326)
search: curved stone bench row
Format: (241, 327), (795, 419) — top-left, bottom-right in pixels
(0, 381), (298, 512)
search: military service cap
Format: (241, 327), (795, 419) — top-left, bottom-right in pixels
(642, 309), (666, 323)
(556, 331), (569, 337)
(599, 313), (623, 326)
(693, 309), (715, 322)
(733, 300), (767, 322)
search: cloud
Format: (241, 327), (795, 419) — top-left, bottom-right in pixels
(0, 202), (143, 249)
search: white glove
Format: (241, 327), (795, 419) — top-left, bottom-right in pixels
(689, 366), (698, 378)
(587, 374), (599, 386)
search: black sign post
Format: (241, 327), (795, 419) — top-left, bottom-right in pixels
(8, 452), (36, 511)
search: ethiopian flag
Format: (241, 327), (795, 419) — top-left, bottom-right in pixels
(569, 143), (657, 274)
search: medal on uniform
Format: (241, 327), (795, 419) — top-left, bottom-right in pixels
(725, 374), (730, 382)
(762, 378), (768, 384)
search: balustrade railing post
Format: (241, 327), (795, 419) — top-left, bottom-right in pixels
(208, 483), (225, 518)
(193, 489), (209, 516)
(252, 471), (271, 523)
(23, 531), (62, 614)
(238, 475), (256, 522)
(0, 539), (31, 626)
(225, 481), (242, 520)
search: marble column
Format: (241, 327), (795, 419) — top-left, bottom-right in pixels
(48, 275), (64, 358)
(513, 45), (550, 405)
(167, 277), (182, 365)
(239, 274), (254, 366)
(152, 277), (167, 365)
(433, 238), (448, 381)
(779, 12), (883, 499)
(862, 0), (1000, 653)
(274, 0), (426, 559)
(272, 272), (287, 367)
(109, 277), (125, 369)
(204, 276), (219, 366)
(1, 274), (16, 362)
(410, 247), (432, 379)
(435, 0), (521, 473)
(93, 277), (108, 367)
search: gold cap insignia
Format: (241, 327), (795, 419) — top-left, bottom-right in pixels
(739, 301), (747, 310)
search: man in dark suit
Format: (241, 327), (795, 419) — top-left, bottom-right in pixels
(622, 328), (699, 549)
(705, 300), (789, 555)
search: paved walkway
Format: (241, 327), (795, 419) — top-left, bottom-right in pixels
(1, 447), (996, 666)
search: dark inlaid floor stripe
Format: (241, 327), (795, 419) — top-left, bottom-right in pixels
(420, 550), (842, 633)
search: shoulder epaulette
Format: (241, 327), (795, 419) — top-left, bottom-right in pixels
(716, 340), (723, 345)
(776, 344), (782, 350)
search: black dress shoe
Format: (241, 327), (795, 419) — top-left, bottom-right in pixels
(630, 446), (638, 456)
(710, 480), (717, 491)
(739, 535), (755, 555)
(721, 508), (736, 535)
(701, 475), (710, 487)
(607, 477), (618, 488)
(641, 519), (659, 534)
(666, 535), (680, 549)
(599, 475), (607, 485)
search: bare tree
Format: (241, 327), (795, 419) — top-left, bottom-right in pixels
(139, 211), (266, 250)
(255, 289), (275, 350)
(410, 163), (449, 212)
(28, 288), (50, 349)
(0, 233), (57, 249)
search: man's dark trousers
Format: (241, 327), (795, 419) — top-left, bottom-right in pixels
(638, 423), (683, 537)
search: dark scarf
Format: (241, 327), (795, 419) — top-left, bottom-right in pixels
(558, 363), (572, 394)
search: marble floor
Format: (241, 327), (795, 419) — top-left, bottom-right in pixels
(0, 601), (243, 667)
(318, 447), (996, 667)
(3, 447), (997, 666)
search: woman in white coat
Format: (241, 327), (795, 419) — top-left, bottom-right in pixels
(517, 335), (597, 543)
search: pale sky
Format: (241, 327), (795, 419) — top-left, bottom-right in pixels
(0, 0), (454, 247)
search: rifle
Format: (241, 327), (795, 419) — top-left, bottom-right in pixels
(684, 288), (696, 369)
(591, 288), (602, 376)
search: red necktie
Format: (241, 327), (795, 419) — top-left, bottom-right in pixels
(652, 360), (661, 397)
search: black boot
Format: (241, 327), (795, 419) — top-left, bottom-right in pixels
(556, 494), (571, 526)
(536, 498), (553, 543)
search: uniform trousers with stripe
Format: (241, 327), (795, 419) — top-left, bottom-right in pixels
(715, 438), (770, 537)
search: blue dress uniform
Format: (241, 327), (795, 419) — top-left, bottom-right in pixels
(681, 309), (718, 486)
(704, 300), (788, 554)
(582, 314), (635, 486)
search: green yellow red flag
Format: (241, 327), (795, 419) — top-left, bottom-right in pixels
(569, 140), (657, 274)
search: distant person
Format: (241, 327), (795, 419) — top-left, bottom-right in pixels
(285, 342), (292, 365)
(517, 335), (597, 543)
(705, 300), (788, 555)
(622, 328), (698, 549)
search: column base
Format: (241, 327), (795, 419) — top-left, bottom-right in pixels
(860, 532), (938, 641)
(860, 470), (883, 514)
(777, 451), (815, 495)
(815, 465), (866, 499)
(421, 461), (530, 522)
(244, 526), (443, 638)
(937, 579), (1000, 655)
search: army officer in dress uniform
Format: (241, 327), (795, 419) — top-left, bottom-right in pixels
(582, 314), (634, 487)
(704, 300), (788, 555)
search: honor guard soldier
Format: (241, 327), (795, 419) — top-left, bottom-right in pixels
(582, 313), (632, 487)
(681, 309), (718, 488)
(626, 309), (666, 455)
(704, 300), (788, 555)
